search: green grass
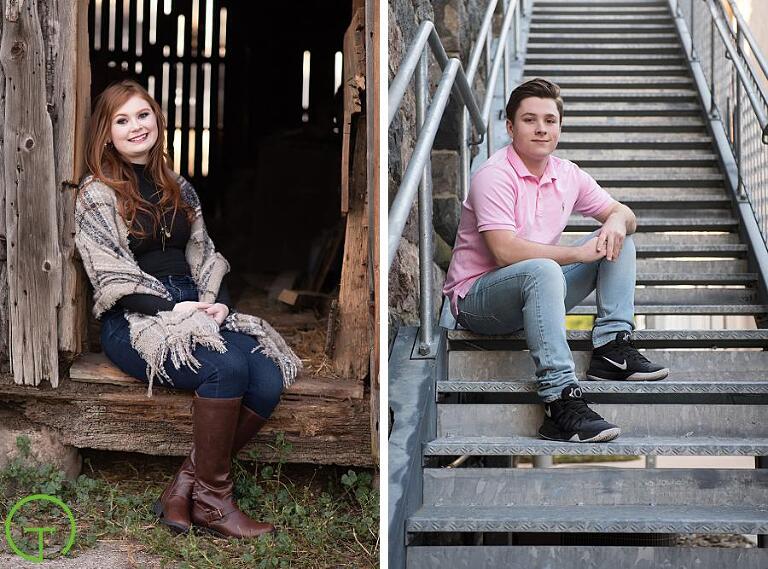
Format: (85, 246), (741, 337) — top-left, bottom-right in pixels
(0, 435), (378, 568)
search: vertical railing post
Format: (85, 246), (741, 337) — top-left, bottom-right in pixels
(735, 27), (746, 200)
(690, 0), (697, 61)
(514, 1), (521, 60)
(709, 16), (716, 115)
(460, 110), (470, 202)
(485, 31), (494, 158)
(502, 0), (510, 101)
(415, 52), (434, 355)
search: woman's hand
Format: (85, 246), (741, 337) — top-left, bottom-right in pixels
(203, 303), (230, 326)
(172, 301), (213, 313)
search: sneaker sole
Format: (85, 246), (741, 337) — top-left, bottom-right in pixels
(585, 368), (670, 382)
(539, 427), (621, 443)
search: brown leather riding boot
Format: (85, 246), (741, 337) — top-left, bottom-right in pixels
(190, 395), (275, 538)
(153, 400), (269, 534)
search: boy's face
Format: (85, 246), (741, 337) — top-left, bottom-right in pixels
(506, 96), (561, 163)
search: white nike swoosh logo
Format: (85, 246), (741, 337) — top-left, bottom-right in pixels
(544, 406), (552, 418)
(602, 356), (627, 370)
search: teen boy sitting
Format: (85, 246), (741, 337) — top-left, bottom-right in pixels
(443, 78), (669, 443)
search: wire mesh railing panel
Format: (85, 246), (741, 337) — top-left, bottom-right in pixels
(678, 0), (768, 248)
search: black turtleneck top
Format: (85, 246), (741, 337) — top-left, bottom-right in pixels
(116, 162), (232, 315)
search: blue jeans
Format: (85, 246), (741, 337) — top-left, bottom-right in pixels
(457, 232), (636, 402)
(100, 275), (284, 418)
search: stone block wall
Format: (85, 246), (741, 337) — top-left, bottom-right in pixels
(389, 0), (491, 342)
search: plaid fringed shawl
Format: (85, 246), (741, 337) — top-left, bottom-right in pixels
(74, 174), (302, 396)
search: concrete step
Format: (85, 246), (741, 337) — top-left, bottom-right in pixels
(533, 5), (669, 13)
(599, 188), (730, 208)
(530, 15), (672, 24)
(566, 102), (701, 116)
(447, 329), (768, 350)
(568, 304), (766, 316)
(438, 404), (767, 438)
(529, 24), (676, 33)
(407, 546), (768, 569)
(579, 286), (757, 307)
(561, 116), (705, 132)
(555, 149), (716, 167)
(560, 89), (697, 102)
(526, 54), (684, 66)
(580, 172), (723, 188)
(528, 33), (679, 44)
(524, 64), (688, 76)
(567, 217), (736, 232)
(535, 0), (668, 5)
(560, 232), (742, 249)
(407, 505), (768, 534)
(632, 259), (748, 274)
(423, 468), (768, 507)
(532, 76), (693, 89)
(424, 435), (768, 457)
(528, 43), (682, 54)
(448, 351), (768, 386)
(557, 131), (712, 148)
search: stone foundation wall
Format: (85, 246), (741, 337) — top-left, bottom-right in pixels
(389, 0), (491, 342)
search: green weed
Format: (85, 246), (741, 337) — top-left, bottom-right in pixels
(0, 434), (379, 568)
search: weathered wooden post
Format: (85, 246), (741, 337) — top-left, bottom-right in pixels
(0, 0), (62, 387)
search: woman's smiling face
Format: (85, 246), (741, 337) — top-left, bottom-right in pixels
(109, 94), (159, 164)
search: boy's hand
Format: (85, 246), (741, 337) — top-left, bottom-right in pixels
(597, 216), (627, 261)
(577, 237), (608, 263)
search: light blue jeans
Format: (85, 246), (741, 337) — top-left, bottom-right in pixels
(457, 232), (636, 402)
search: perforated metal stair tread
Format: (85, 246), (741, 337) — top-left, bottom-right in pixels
(407, 505), (768, 534)
(423, 435), (768, 456)
(437, 380), (768, 394)
(448, 329), (768, 349)
(567, 304), (767, 315)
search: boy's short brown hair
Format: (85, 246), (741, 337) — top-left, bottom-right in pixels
(505, 78), (564, 123)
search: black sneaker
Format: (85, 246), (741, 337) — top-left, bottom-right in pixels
(538, 384), (621, 443)
(586, 331), (670, 381)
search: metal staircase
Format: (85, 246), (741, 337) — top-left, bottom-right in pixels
(389, 0), (768, 567)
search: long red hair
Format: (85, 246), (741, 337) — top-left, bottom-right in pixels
(82, 79), (195, 239)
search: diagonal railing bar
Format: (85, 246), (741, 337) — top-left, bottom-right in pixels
(671, 0), (768, 299)
(388, 0), (530, 356)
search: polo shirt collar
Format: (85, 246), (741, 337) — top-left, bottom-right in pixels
(506, 144), (558, 185)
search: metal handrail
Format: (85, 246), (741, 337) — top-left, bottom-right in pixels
(672, 0), (768, 251)
(722, 0), (768, 106)
(388, 0), (528, 356)
(705, 0), (768, 141)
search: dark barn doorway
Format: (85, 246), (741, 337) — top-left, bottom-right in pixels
(88, 0), (354, 370)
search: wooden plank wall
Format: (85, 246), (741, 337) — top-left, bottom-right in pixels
(367, 0), (380, 461)
(333, 5), (369, 382)
(0, 4), (7, 373)
(51, 0), (90, 360)
(0, 0), (64, 387)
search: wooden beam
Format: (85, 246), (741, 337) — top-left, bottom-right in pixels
(0, 8), (8, 373)
(367, 0), (381, 463)
(0, 372), (373, 467)
(1, 0), (62, 386)
(333, 11), (370, 381)
(47, 0), (89, 359)
(339, 8), (365, 216)
(68, 351), (365, 400)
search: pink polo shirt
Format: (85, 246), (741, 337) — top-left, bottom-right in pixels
(443, 144), (616, 316)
